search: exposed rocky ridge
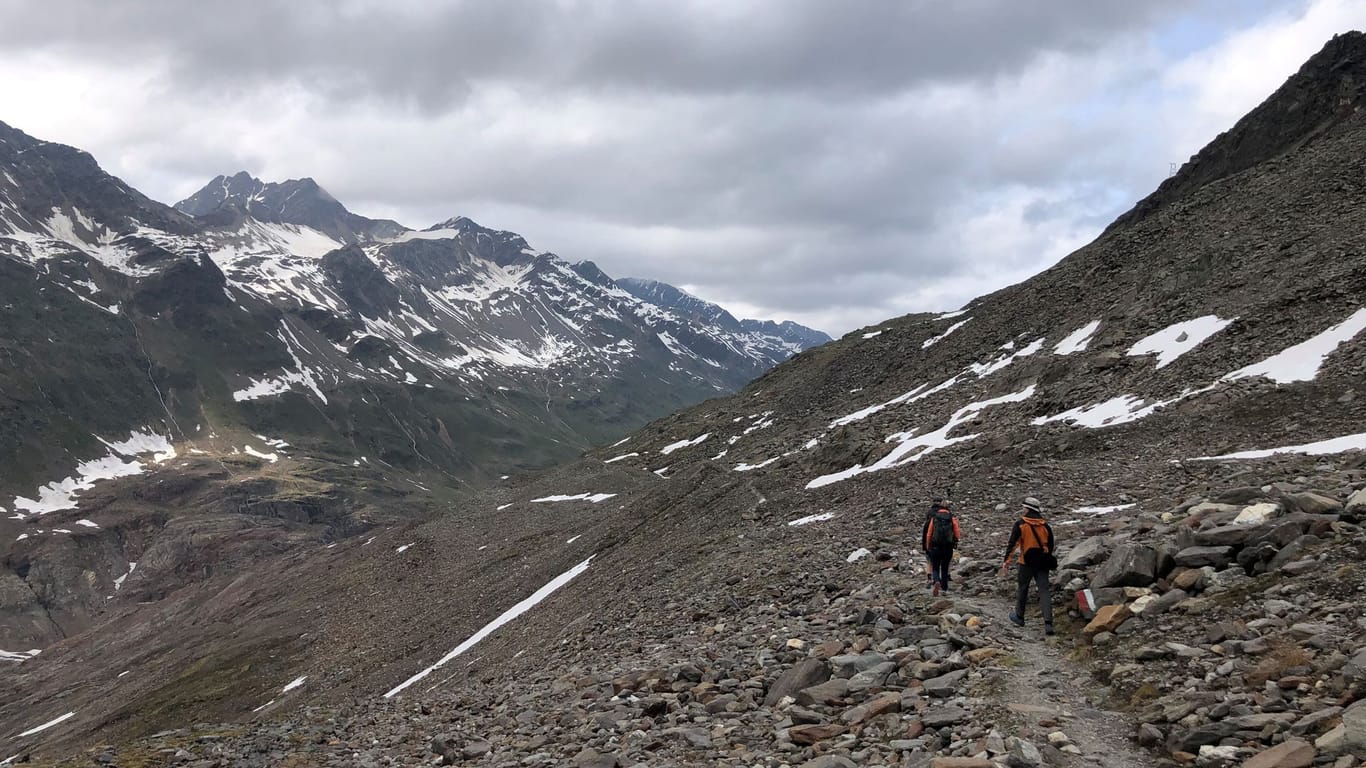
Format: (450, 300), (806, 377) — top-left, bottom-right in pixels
(617, 277), (832, 360)
(1112, 30), (1366, 232)
(174, 171), (406, 243)
(4, 32), (1366, 768)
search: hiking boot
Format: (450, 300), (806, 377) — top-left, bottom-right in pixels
(932, 583), (940, 597)
(1045, 623), (1055, 636)
(1008, 612), (1025, 627)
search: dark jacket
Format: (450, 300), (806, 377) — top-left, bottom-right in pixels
(922, 508), (960, 553)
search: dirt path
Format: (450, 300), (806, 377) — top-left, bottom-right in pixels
(955, 593), (1153, 768)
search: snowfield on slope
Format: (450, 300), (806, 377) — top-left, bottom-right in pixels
(808, 385), (1037, 489)
(1126, 315), (1235, 368)
(384, 556), (594, 698)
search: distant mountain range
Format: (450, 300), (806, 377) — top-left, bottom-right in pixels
(0, 128), (829, 506)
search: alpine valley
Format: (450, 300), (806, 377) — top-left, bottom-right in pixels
(4, 31), (1366, 768)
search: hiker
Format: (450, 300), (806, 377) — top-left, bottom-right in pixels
(922, 499), (942, 587)
(922, 500), (960, 596)
(1000, 496), (1057, 635)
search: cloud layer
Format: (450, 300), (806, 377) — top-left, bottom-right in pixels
(2, 0), (1362, 333)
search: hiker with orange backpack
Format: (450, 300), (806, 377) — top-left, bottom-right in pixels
(999, 497), (1057, 635)
(922, 500), (960, 596)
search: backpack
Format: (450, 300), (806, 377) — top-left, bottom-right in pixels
(1020, 518), (1057, 570)
(930, 510), (956, 551)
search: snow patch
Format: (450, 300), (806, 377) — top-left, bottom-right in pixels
(808, 385), (1036, 489)
(787, 512), (836, 527)
(734, 457), (779, 472)
(383, 556), (594, 698)
(862, 330), (884, 340)
(531, 493), (617, 504)
(1071, 504), (1136, 516)
(604, 452), (638, 464)
(281, 676), (307, 694)
(1225, 307), (1366, 383)
(923, 318), (970, 349)
(660, 433), (710, 455)
(1127, 315), (1235, 369)
(1054, 320), (1100, 355)
(1189, 432), (1366, 461)
(17, 711), (75, 737)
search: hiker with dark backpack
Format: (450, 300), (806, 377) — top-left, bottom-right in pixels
(1000, 497), (1057, 635)
(922, 501), (960, 596)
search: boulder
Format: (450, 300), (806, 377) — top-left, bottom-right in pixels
(1285, 491), (1342, 515)
(796, 679), (850, 706)
(1342, 699), (1366, 752)
(1195, 523), (1263, 547)
(1091, 543), (1159, 588)
(1084, 604), (1132, 636)
(765, 658), (830, 706)
(1234, 502), (1280, 525)
(1241, 739), (1314, 768)
(1142, 588), (1189, 616)
(1172, 568), (1207, 592)
(830, 653), (889, 679)
(1346, 487), (1366, 514)
(788, 724), (847, 745)
(1174, 545), (1233, 569)
(921, 706), (968, 728)
(1058, 536), (1109, 570)
(798, 756), (857, 768)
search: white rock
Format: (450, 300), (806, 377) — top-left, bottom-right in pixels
(1235, 502), (1280, 525)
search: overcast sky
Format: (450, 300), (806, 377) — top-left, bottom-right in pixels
(2, 0), (1363, 334)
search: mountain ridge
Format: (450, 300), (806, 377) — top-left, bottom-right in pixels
(3, 32), (1366, 767)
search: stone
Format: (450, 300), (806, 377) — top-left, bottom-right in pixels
(1172, 569), (1207, 592)
(1291, 707), (1343, 736)
(1234, 502), (1280, 525)
(665, 727), (712, 748)
(841, 692), (901, 724)
(830, 653), (889, 679)
(921, 706), (968, 728)
(573, 748), (620, 768)
(1091, 543), (1160, 588)
(1316, 724), (1347, 753)
(796, 678), (850, 705)
(765, 658), (830, 706)
(1143, 588), (1190, 616)
(1346, 487), (1366, 514)
(1241, 739), (1314, 768)
(788, 724), (848, 745)
(928, 758), (993, 768)
(1174, 545), (1233, 569)
(1058, 536), (1109, 570)
(922, 668), (968, 697)
(847, 661), (898, 693)
(1173, 721), (1239, 752)
(1341, 699), (1366, 751)
(1285, 491), (1342, 515)
(798, 756), (857, 768)
(1195, 523), (1264, 547)
(1084, 604), (1132, 636)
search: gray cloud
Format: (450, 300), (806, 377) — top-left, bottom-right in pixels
(0, 0), (1348, 334)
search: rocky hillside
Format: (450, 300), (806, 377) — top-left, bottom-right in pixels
(4, 31), (1366, 768)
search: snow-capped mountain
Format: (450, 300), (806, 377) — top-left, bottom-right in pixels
(0, 130), (828, 504)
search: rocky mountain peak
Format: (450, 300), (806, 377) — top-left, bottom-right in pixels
(1113, 30), (1366, 230)
(175, 172), (401, 242)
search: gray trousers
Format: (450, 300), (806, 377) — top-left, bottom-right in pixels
(1015, 565), (1053, 623)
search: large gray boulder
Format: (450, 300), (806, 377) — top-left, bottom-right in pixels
(1092, 543), (1160, 589)
(1285, 491), (1342, 515)
(1174, 545), (1234, 569)
(1346, 487), (1366, 514)
(765, 658), (830, 706)
(1058, 536), (1110, 571)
